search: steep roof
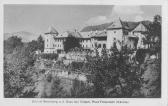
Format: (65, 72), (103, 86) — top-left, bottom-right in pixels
(107, 19), (123, 29)
(121, 21), (139, 31)
(81, 22), (113, 32)
(45, 26), (59, 34)
(53, 31), (83, 38)
(92, 31), (107, 38)
(132, 22), (148, 32)
(122, 20), (151, 31)
(81, 19), (151, 32)
(67, 31), (83, 38)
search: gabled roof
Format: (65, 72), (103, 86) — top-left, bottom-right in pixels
(121, 21), (139, 31)
(45, 26), (59, 34)
(91, 31), (107, 38)
(132, 22), (148, 32)
(81, 22), (113, 32)
(67, 31), (83, 38)
(81, 19), (152, 32)
(107, 19), (123, 29)
(53, 31), (83, 39)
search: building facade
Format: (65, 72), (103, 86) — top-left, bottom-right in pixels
(44, 18), (150, 54)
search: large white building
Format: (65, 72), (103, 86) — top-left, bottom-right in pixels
(44, 18), (150, 54)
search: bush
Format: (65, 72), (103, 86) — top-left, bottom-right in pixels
(40, 53), (58, 60)
(71, 62), (84, 71)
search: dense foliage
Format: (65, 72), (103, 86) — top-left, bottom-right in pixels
(4, 35), (44, 97)
(40, 53), (58, 60)
(63, 36), (81, 53)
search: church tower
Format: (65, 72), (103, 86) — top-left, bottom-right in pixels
(106, 18), (123, 51)
(44, 26), (59, 53)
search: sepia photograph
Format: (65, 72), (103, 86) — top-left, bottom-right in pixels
(3, 4), (162, 98)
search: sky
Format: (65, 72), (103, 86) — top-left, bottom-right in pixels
(4, 5), (161, 34)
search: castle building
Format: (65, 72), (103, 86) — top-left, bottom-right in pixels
(44, 18), (150, 54)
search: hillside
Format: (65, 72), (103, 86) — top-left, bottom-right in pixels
(4, 31), (39, 42)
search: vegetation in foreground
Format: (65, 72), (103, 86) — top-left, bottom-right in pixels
(3, 15), (161, 98)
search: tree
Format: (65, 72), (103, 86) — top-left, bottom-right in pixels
(86, 47), (143, 98)
(4, 38), (40, 97)
(4, 36), (23, 54)
(27, 35), (44, 53)
(35, 74), (65, 98)
(149, 15), (161, 42)
(37, 35), (44, 52)
(70, 78), (94, 98)
(153, 15), (161, 23)
(140, 59), (161, 97)
(4, 44), (37, 97)
(63, 36), (80, 53)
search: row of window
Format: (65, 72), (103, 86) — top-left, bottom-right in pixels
(80, 40), (90, 43)
(82, 45), (89, 48)
(46, 44), (62, 48)
(81, 43), (106, 48)
(46, 39), (65, 42)
(95, 43), (106, 48)
(46, 43), (106, 48)
(53, 44), (62, 48)
(55, 39), (65, 42)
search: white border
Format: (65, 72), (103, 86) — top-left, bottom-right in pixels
(0, 0), (168, 106)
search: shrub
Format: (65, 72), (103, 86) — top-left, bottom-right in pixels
(40, 53), (58, 60)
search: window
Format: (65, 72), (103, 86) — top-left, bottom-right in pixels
(103, 44), (106, 48)
(98, 44), (101, 48)
(95, 43), (97, 48)
(47, 39), (48, 42)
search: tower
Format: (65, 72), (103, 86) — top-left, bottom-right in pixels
(44, 26), (59, 53)
(106, 18), (123, 51)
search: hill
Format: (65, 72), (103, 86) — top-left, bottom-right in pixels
(4, 31), (39, 42)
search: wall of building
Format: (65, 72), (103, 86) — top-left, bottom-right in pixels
(106, 29), (123, 50)
(44, 34), (56, 53)
(133, 32), (148, 49)
(80, 39), (92, 49)
(53, 38), (65, 53)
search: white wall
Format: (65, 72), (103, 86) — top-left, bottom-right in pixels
(53, 38), (65, 52)
(106, 29), (123, 50)
(44, 34), (56, 53)
(80, 39), (92, 49)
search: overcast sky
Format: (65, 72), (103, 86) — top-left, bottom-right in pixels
(4, 5), (161, 34)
